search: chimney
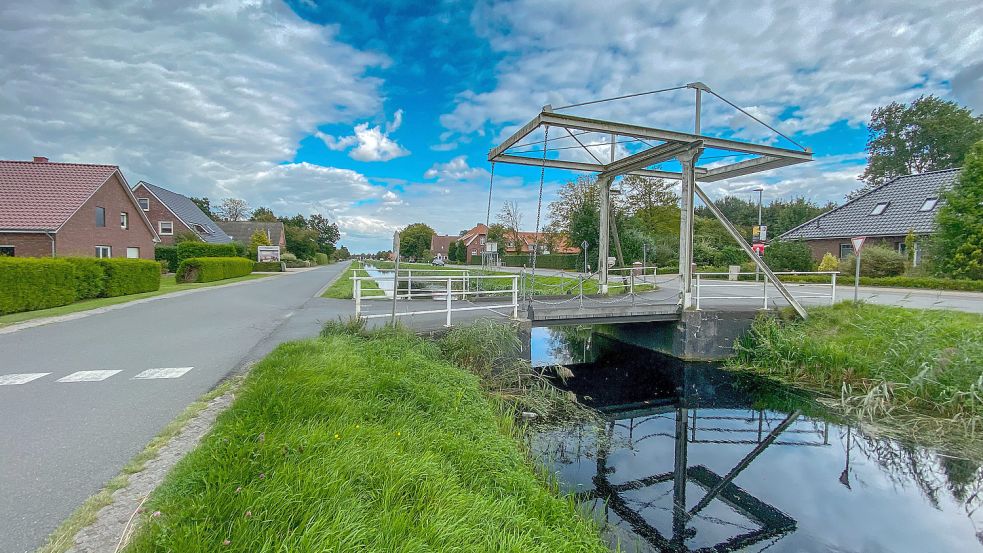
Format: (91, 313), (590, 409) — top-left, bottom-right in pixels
(33, 156), (48, 163)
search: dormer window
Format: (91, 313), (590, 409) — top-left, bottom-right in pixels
(919, 198), (938, 212)
(192, 223), (211, 234)
(870, 202), (889, 216)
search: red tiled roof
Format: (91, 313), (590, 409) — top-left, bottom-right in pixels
(0, 160), (118, 231)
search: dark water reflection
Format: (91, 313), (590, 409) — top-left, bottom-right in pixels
(529, 327), (983, 552)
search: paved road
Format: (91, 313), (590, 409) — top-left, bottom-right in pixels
(0, 263), (350, 553)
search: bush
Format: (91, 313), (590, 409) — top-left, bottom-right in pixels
(284, 259), (310, 268)
(177, 257), (254, 283)
(765, 240), (813, 272)
(158, 261), (169, 274)
(254, 261), (283, 272)
(501, 254), (580, 270)
(838, 245), (906, 277)
(817, 252), (839, 272)
(98, 259), (161, 297)
(231, 241), (248, 258)
(176, 241), (238, 262)
(64, 257), (106, 300)
(314, 252), (329, 265)
(155, 246), (178, 273)
(0, 258), (77, 315)
(714, 245), (746, 267)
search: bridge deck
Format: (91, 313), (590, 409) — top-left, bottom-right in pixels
(527, 299), (681, 327)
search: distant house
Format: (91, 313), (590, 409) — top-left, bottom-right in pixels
(778, 168), (959, 264)
(0, 157), (158, 258)
(430, 223), (579, 263)
(431, 224), (488, 263)
(216, 221), (287, 251)
(131, 181), (232, 245)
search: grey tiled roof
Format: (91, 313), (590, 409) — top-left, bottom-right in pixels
(215, 221), (285, 246)
(136, 181), (232, 243)
(779, 168), (959, 240)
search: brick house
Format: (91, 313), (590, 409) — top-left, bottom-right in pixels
(778, 168), (959, 264)
(215, 221), (287, 250)
(0, 157), (158, 259)
(431, 223), (579, 263)
(131, 181), (232, 245)
(431, 224), (489, 263)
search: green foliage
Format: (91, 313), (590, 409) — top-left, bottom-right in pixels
(154, 246), (178, 273)
(284, 225), (318, 260)
(839, 245), (906, 277)
(253, 261), (283, 272)
(248, 229), (271, 260)
(315, 252), (330, 265)
(249, 206), (277, 222)
(98, 259), (161, 297)
(817, 252), (839, 272)
(173, 231), (202, 244)
(63, 257), (105, 300)
(158, 260), (169, 274)
(189, 196), (213, 218)
(858, 96), (983, 192)
(176, 257), (254, 283)
(399, 222), (435, 260)
(932, 140), (983, 279)
(501, 254), (580, 270)
(764, 240), (813, 272)
(176, 241), (237, 262)
(0, 258), (77, 315)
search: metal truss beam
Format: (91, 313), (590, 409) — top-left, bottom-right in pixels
(699, 155), (804, 182)
(491, 154), (700, 180)
(598, 140), (702, 180)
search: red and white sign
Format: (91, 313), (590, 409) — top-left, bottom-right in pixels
(752, 243), (765, 256)
(851, 236), (866, 255)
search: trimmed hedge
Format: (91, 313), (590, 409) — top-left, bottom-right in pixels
(155, 246), (178, 273)
(177, 257), (254, 283)
(314, 253), (329, 265)
(99, 259), (161, 297)
(0, 258), (77, 315)
(64, 257), (106, 300)
(176, 242), (238, 262)
(254, 261), (284, 272)
(502, 254), (581, 270)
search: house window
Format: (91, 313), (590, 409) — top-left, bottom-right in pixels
(121, 211), (129, 230)
(896, 241), (906, 254)
(138, 198), (150, 211)
(95, 206), (106, 227)
(95, 245), (111, 258)
(159, 221), (173, 235)
(839, 244), (852, 259)
(480, 237), (486, 245)
(126, 247), (140, 259)
(192, 223), (210, 234)
(919, 198), (938, 211)
(0, 246), (14, 257)
(869, 202), (889, 215)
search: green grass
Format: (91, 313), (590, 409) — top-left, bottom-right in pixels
(732, 303), (983, 456)
(123, 327), (608, 552)
(779, 274), (983, 292)
(320, 262), (384, 299)
(0, 273), (272, 328)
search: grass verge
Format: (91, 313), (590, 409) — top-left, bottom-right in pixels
(0, 274), (272, 329)
(731, 303), (983, 458)
(320, 262), (383, 299)
(38, 376), (243, 553)
(123, 325), (607, 552)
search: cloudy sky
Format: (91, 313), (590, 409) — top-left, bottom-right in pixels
(1, 0), (981, 251)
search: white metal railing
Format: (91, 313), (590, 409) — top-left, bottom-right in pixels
(694, 271), (838, 310)
(352, 273), (519, 327)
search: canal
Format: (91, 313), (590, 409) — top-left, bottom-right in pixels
(528, 326), (983, 552)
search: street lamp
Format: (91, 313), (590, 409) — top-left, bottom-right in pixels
(754, 188), (764, 281)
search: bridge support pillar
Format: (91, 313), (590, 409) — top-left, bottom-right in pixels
(598, 174), (612, 293)
(677, 149), (700, 308)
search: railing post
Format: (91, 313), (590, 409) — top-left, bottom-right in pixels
(407, 269), (412, 300)
(445, 277), (452, 327)
(354, 278), (362, 317)
(695, 273), (701, 310)
(511, 276), (518, 319)
(762, 274), (769, 310)
(830, 272), (837, 305)
(579, 275), (584, 308)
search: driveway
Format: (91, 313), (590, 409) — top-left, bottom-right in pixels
(0, 263), (350, 553)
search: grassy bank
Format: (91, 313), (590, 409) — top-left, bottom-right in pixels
(321, 262), (383, 299)
(779, 273), (983, 292)
(732, 303), (983, 455)
(124, 325), (607, 552)
(0, 273), (271, 329)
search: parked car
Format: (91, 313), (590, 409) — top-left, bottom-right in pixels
(431, 257), (446, 266)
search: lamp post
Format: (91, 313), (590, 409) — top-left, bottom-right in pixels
(754, 188), (763, 282)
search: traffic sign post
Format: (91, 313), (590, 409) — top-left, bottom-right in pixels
(391, 231), (401, 325)
(851, 237), (865, 303)
(582, 240), (589, 274)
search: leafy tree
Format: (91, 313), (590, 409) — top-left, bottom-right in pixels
(248, 229), (271, 260)
(497, 201), (523, 251)
(855, 96), (983, 197)
(764, 241), (813, 272)
(217, 198), (250, 221)
(174, 231), (203, 244)
(284, 225), (318, 260)
(336, 246), (351, 260)
(486, 223), (508, 248)
(399, 223), (435, 261)
(190, 197), (213, 218)
(447, 240), (459, 262)
(309, 214), (341, 255)
(250, 207), (278, 222)
(931, 140), (983, 279)
(280, 214), (308, 228)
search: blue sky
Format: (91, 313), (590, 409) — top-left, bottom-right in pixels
(1, 0), (981, 251)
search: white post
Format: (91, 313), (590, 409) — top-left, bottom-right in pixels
(830, 272), (837, 305)
(598, 175), (611, 293)
(354, 277), (362, 317)
(445, 277), (452, 327)
(407, 269), (412, 300)
(762, 275), (769, 310)
(695, 273), (701, 310)
(854, 251), (861, 303)
(511, 276), (518, 319)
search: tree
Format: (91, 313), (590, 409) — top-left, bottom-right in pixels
(249, 229), (271, 260)
(931, 140), (983, 279)
(336, 246), (351, 260)
(280, 214), (308, 228)
(399, 223), (435, 260)
(855, 96), (983, 197)
(486, 223), (508, 247)
(174, 231), (202, 244)
(217, 198), (250, 221)
(309, 214), (341, 255)
(764, 240), (813, 272)
(284, 225), (318, 260)
(497, 201), (523, 250)
(250, 207), (278, 222)
(190, 197), (213, 217)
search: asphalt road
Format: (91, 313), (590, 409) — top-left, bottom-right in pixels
(0, 263), (350, 553)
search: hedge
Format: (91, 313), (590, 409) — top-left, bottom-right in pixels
(155, 246), (178, 273)
(99, 259), (161, 297)
(314, 253), (329, 265)
(254, 261), (284, 272)
(177, 257), (254, 283)
(176, 242), (238, 262)
(0, 258), (77, 315)
(64, 257), (106, 300)
(502, 254), (581, 270)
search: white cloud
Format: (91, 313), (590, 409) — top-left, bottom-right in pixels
(424, 156), (489, 181)
(318, 110), (410, 162)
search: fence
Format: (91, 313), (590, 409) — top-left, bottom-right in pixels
(694, 271), (838, 310)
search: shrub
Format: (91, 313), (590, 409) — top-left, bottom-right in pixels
(254, 261), (283, 272)
(838, 245), (906, 277)
(231, 241), (248, 258)
(281, 252), (298, 261)
(314, 252), (329, 265)
(158, 261), (169, 274)
(64, 257), (106, 300)
(817, 252), (839, 272)
(176, 241), (238, 262)
(0, 258), (77, 315)
(501, 254), (580, 270)
(765, 240), (813, 272)
(284, 259), (310, 268)
(177, 257), (254, 283)
(714, 245), (746, 267)
(155, 246), (178, 273)
(98, 259), (161, 296)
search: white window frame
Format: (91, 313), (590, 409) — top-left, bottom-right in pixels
(870, 202), (889, 215)
(839, 243), (852, 259)
(126, 247), (140, 259)
(95, 245), (111, 258)
(919, 198), (938, 212)
(159, 221), (174, 235)
(138, 197), (150, 211)
(120, 211), (129, 230)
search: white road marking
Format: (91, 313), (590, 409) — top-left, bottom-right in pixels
(57, 370), (122, 383)
(0, 373), (50, 386)
(132, 367), (193, 380)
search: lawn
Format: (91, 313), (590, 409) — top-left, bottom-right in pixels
(320, 262), (384, 299)
(0, 273), (272, 328)
(123, 326), (607, 552)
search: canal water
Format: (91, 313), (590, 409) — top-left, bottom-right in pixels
(529, 327), (983, 552)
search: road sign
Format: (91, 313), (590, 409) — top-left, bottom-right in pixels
(581, 240), (589, 249)
(851, 236), (866, 255)
(753, 225), (768, 242)
(752, 243), (765, 256)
